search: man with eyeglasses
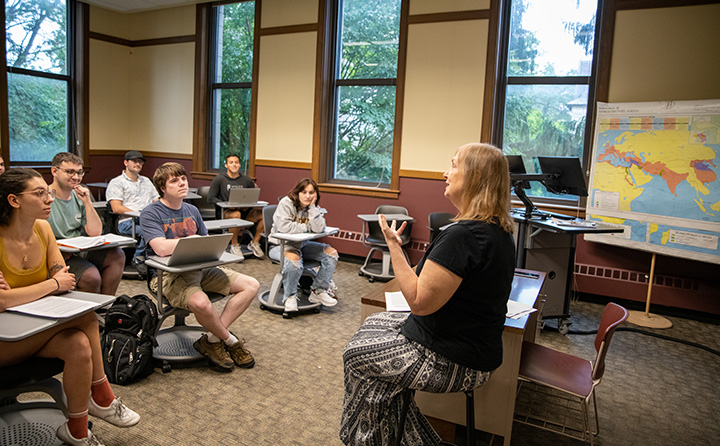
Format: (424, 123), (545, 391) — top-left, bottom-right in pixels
(48, 152), (125, 295)
(106, 151), (159, 278)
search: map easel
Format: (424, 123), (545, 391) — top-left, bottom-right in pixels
(626, 252), (673, 328)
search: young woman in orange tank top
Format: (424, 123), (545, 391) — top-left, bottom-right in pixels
(0, 168), (140, 446)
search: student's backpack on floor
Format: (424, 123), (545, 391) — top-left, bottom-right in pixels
(101, 294), (159, 385)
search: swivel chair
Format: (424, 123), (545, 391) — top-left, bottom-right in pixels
(359, 205), (413, 282)
(145, 264), (227, 372)
(0, 358), (68, 446)
(194, 186), (218, 221)
(514, 302), (628, 445)
(257, 204), (322, 319)
(428, 212), (455, 244)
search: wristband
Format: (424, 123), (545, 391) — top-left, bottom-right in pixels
(52, 277), (60, 291)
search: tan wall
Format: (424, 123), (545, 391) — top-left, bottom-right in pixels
(261, 0), (319, 28)
(255, 32), (318, 163)
(88, 5), (196, 156)
(608, 4), (720, 102)
(410, 0), (490, 15)
(401, 19), (488, 172)
(89, 40), (132, 152)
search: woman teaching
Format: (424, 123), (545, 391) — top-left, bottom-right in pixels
(270, 178), (339, 313)
(340, 143), (516, 445)
(0, 168), (139, 446)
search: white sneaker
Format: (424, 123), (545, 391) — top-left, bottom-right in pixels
(309, 290), (337, 307)
(248, 241), (265, 258)
(56, 423), (105, 446)
(328, 279), (339, 298)
(88, 397), (140, 427)
(230, 244), (245, 260)
(283, 295), (298, 312)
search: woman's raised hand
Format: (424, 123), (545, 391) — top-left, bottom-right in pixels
(378, 214), (407, 247)
(52, 266), (76, 292)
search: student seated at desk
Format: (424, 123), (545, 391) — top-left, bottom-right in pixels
(140, 162), (259, 372)
(207, 153), (265, 259)
(106, 150), (159, 276)
(270, 178), (339, 313)
(47, 152), (124, 295)
(0, 168), (139, 446)
(340, 144), (515, 446)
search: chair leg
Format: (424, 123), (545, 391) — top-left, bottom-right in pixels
(396, 389), (413, 446)
(465, 390), (474, 446)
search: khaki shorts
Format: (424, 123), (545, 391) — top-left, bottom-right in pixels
(149, 266), (239, 310)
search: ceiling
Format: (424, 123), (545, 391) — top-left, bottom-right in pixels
(81, 0), (206, 14)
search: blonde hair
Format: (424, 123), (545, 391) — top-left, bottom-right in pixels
(454, 143), (513, 233)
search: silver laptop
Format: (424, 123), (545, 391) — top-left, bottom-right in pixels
(150, 233), (232, 266)
(226, 188), (261, 206)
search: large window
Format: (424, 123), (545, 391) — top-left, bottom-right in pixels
(5, 0), (72, 163)
(496, 0), (599, 201)
(207, 0), (255, 173)
(326, 0), (401, 187)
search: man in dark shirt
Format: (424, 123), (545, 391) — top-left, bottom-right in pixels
(207, 154), (264, 259)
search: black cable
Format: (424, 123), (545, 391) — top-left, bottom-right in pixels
(543, 325), (720, 357)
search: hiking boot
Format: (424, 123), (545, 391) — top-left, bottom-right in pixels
(193, 334), (234, 371)
(56, 423), (105, 446)
(88, 397), (140, 427)
(230, 244), (245, 260)
(248, 241), (265, 259)
(284, 295), (298, 312)
(225, 336), (255, 368)
(309, 290), (337, 307)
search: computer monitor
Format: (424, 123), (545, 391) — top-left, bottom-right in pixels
(537, 156), (588, 197)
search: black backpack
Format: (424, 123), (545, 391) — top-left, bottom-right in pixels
(101, 294), (159, 385)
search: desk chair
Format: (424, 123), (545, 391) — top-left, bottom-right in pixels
(359, 205), (413, 282)
(428, 212), (454, 244)
(257, 204), (322, 319)
(145, 266), (226, 372)
(397, 389), (474, 446)
(105, 208), (143, 280)
(514, 302), (628, 445)
(0, 358), (68, 446)
(194, 186), (218, 221)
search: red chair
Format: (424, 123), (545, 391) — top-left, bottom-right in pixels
(514, 302), (628, 445)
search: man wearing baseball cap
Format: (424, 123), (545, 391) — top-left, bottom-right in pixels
(106, 150), (158, 277)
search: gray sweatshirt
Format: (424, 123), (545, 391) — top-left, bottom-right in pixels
(269, 196), (326, 249)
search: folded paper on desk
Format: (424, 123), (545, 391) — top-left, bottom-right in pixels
(8, 296), (98, 318)
(506, 300), (537, 319)
(385, 291), (411, 312)
(57, 234), (133, 249)
(550, 217), (596, 228)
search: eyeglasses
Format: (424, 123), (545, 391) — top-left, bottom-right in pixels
(17, 188), (56, 200)
(60, 168), (85, 177)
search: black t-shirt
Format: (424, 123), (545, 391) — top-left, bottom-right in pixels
(400, 220), (515, 371)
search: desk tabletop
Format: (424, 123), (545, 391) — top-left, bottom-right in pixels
(205, 218), (254, 231)
(358, 214), (415, 222)
(145, 251), (243, 273)
(58, 234), (136, 253)
(0, 291), (115, 341)
(271, 227), (339, 243)
(361, 268), (544, 334)
(216, 200), (268, 209)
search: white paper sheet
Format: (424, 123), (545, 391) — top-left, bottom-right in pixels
(8, 296), (99, 318)
(506, 299), (537, 319)
(385, 291), (411, 312)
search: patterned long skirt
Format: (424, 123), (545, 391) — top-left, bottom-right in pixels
(340, 312), (493, 446)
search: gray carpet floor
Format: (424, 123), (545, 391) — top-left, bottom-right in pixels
(78, 257), (720, 445)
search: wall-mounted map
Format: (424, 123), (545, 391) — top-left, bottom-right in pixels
(585, 100), (720, 264)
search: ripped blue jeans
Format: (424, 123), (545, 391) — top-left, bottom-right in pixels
(281, 241), (338, 298)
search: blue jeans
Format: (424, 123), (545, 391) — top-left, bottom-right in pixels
(281, 241), (338, 298)
(117, 218), (146, 260)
